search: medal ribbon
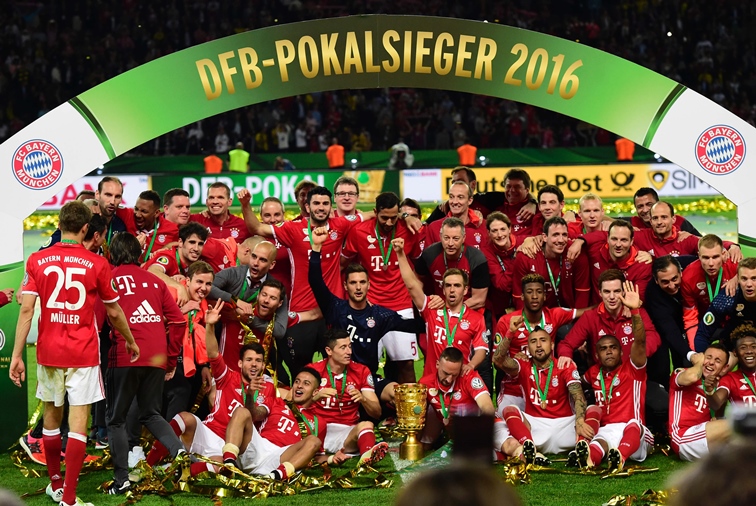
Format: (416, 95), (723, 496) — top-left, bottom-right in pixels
(545, 256), (562, 301)
(301, 413), (318, 436)
(438, 388), (453, 419)
(532, 361), (554, 408)
(327, 364), (347, 399)
(743, 372), (756, 398)
(443, 305), (466, 348)
(241, 376), (259, 406)
(175, 249), (187, 277)
(142, 220), (160, 260)
(375, 221), (396, 269)
(523, 312), (546, 334)
(599, 368), (616, 412)
(705, 268), (723, 303)
(106, 221), (114, 245)
(60, 239), (79, 244)
(238, 276), (261, 303)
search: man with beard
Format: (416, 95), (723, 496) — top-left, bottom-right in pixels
(682, 235), (739, 345)
(670, 343), (732, 461)
(419, 347), (495, 447)
(208, 241), (287, 371)
(145, 223), (208, 304)
(395, 238), (488, 378)
(425, 181), (488, 250)
(493, 321), (592, 464)
(705, 324), (756, 422)
(495, 274), (587, 414)
(511, 217), (590, 310)
(307, 330), (388, 467)
(144, 300), (275, 477)
(310, 226), (424, 405)
(342, 192), (423, 383)
(239, 186), (365, 380)
(95, 176), (129, 247)
(578, 281), (654, 471)
(481, 212), (517, 321)
(628, 187), (700, 235)
(191, 182), (250, 243)
(221, 367), (325, 481)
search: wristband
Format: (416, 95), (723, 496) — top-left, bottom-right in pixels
(630, 308), (641, 316)
(686, 351), (696, 363)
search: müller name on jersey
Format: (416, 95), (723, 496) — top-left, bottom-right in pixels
(50, 312), (81, 324)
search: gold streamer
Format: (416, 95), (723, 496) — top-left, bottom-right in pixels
(602, 489), (672, 505)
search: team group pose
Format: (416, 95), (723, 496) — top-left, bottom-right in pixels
(8, 170), (748, 502)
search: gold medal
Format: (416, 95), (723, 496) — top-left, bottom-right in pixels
(540, 400), (546, 409)
(382, 263), (388, 271)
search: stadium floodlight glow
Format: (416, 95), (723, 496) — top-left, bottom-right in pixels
(667, 31), (672, 37)
(350, 158), (358, 169)
(479, 155), (489, 167)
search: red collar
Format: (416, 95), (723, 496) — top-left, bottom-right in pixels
(653, 227), (678, 244)
(447, 208), (482, 228)
(601, 243), (638, 269)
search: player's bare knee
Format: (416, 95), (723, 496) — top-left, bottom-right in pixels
(357, 421), (374, 432)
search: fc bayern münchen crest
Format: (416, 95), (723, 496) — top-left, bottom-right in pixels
(12, 139), (64, 190)
(695, 125), (746, 175)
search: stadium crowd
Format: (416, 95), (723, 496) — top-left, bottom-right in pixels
(7, 168), (754, 503)
(1, 1), (755, 156)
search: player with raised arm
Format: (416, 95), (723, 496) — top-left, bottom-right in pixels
(395, 237), (488, 377)
(9, 201), (139, 506)
(704, 324), (756, 419)
(578, 281), (655, 471)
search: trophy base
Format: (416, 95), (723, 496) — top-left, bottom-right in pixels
(400, 432), (424, 461)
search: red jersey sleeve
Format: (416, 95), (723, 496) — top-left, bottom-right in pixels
(551, 307), (577, 329)
(561, 361), (581, 388)
(571, 252), (591, 309)
(22, 261), (38, 295)
(341, 225), (359, 260)
(484, 247), (510, 292)
(470, 312), (488, 353)
(583, 230), (608, 248)
(557, 310), (593, 359)
(116, 207), (137, 234)
(210, 355), (230, 385)
(144, 251), (177, 275)
(462, 372), (490, 402)
(357, 364), (374, 392)
(95, 260), (119, 303)
(510, 254), (530, 310)
(270, 221), (298, 248)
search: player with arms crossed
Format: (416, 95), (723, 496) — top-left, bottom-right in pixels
(10, 201), (140, 506)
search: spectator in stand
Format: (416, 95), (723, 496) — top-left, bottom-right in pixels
(228, 142), (250, 174)
(615, 137), (635, 161)
(457, 140), (477, 166)
(326, 137), (345, 169)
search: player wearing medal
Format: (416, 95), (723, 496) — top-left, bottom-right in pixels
(190, 182), (250, 243)
(395, 238), (488, 377)
(342, 192), (423, 383)
(669, 343), (732, 461)
(493, 318), (592, 464)
(145, 222), (208, 303)
(115, 190), (179, 262)
(494, 274), (587, 414)
(419, 347), (495, 446)
(577, 281), (655, 471)
(258, 196), (292, 299)
(10, 201), (139, 506)
(306, 329), (389, 466)
(221, 367), (325, 481)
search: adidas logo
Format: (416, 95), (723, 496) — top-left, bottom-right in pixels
(594, 262), (600, 269)
(130, 300), (162, 324)
(598, 329), (606, 336)
(433, 270), (441, 276)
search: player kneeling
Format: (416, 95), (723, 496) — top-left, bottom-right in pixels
(493, 316), (593, 465)
(221, 367), (324, 480)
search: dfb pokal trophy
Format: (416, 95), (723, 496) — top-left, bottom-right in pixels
(394, 383), (427, 460)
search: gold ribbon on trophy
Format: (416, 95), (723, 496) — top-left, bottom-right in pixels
(393, 383), (428, 461)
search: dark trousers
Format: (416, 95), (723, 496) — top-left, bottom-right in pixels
(278, 319), (327, 385)
(106, 367), (185, 485)
(163, 363), (203, 421)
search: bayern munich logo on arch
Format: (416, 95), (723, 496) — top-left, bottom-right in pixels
(695, 125), (746, 176)
(12, 139), (64, 190)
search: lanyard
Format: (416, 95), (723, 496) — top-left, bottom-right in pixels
(443, 305), (466, 347)
(61, 239), (78, 245)
(175, 250), (187, 276)
(523, 312), (546, 334)
(705, 268), (723, 302)
(327, 364), (347, 399)
(142, 220), (160, 260)
(106, 221), (115, 245)
(701, 378), (716, 420)
(238, 276), (261, 303)
(438, 388), (453, 419)
(375, 221), (395, 270)
(532, 361), (554, 409)
(443, 246), (465, 272)
(599, 368), (616, 414)
(743, 372), (756, 398)
(301, 412), (319, 436)
(241, 376), (258, 406)
(545, 256), (562, 300)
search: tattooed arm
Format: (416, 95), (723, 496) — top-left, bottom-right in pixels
(569, 382), (594, 439)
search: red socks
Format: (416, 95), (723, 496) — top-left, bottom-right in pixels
(147, 417), (184, 466)
(502, 406), (532, 445)
(42, 428), (63, 491)
(618, 421), (641, 461)
(588, 442), (604, 465)
(61, 433), (87, 505)
(357, 428), (376, 454)
(190, 462), (216, 476)
(580, 405), (602, 442)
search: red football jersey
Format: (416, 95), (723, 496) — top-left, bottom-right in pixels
(420, 370), (489, 421)
(582, 231), (652, 303)
(585, 359), (646, 425)
(271, 215), (362, 312)
(191, 212), (250, 243)
(681, 260), (738, 334)
(669, 370), (712, 439)
(203, 356), (276, 439)
(270, 239), (292, 302)
(342, 219), (421, 311)
(512, 358), (580, 419)
(115, 208), (179, 262)
(633, 228), (699, 258)
(23, 242), (119, 368)
(308, 359), (374, 426)
(199, 236), (238, 273)
(481, 238), (517, 320)
(718, 370), (756, 407)
(495, 199), (534, 242)
(511, 248), (590, 310)
(630, 214), (687, 231)
(144, 247), (188, 277)
(424, 209), (489, 250)
(259, 398), (326, 448)
(495, 307), (576, 397)
(420, 297), (488, 377)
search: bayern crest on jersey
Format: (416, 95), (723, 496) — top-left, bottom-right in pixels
(474, 233), (481, 243)
(330, 231), (338, 240)
(696, 282), (706, 290)
(231, 229), (239, 238)
(320, 378), (328, 387)
(623, 324), (632, 335)
(460, 320), (470, 330)
(544, 324), (553, 333)
(12, 139), (64, 190)
(695, 125), (746, 175)
(453, 391), (462, 400)
(429, 388), (438, 396)
(551, 377), (559, 387)
(366, 317), (376, 328)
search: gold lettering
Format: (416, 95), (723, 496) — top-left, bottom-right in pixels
(238, 48), (263, 89)
(382, 30), (401, 72)
(218, 51), (238, 93)
(455, 35), (475, 78)
(343, 31), (364, 74)
(320, 33), (342, 76)
(414, 31), (432, 74)
(364, 31), (380, 72)
(403, 31), (413, 73)
(195, 59), (222, 100)
(298, 36), (320, 78)
(474, 37), (496, 80)
(275, 39), (296, 82)
(434, 32), (454, 75)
